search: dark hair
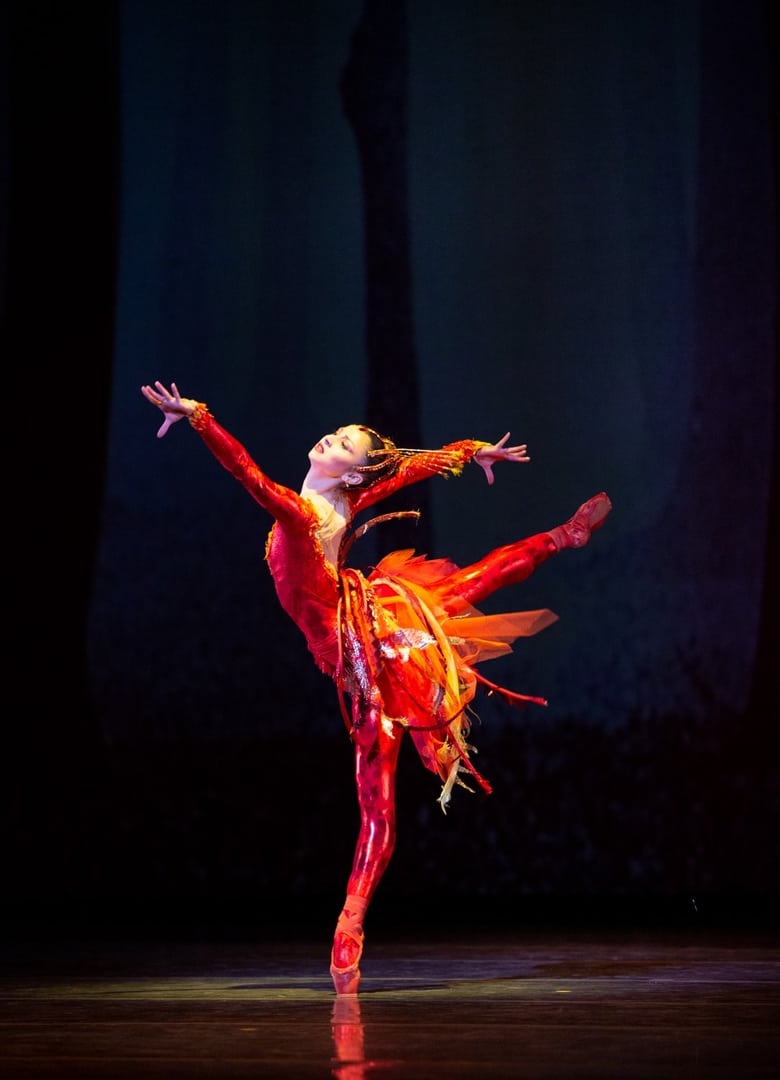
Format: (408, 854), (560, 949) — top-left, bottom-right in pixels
(351, 425), (402, 488)
(338, 423), (419, 564)
(348, 424), (469, 490)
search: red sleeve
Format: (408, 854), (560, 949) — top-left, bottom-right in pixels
(348, 439), (490, 515)
(189, 404), (311, 526)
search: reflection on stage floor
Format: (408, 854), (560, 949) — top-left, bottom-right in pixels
(2, 928), (778, 1077)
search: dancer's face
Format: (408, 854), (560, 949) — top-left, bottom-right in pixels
(308, 425), (374, 481)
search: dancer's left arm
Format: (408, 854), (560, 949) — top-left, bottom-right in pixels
(350, 432), (530, 513)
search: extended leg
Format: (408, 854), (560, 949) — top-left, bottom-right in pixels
(437, 492), (611, 612)
(330, 695), (402, 995)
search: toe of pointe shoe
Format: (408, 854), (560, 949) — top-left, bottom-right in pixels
(331, 965), (361, 995)
(585, 492), (612, 530)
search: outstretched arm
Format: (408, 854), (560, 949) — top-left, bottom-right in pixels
(349, 432), (530, 515)
(474, 433), (530, 485)
(140, 380), (310, 527)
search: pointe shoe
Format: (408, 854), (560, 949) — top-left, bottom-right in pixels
(330, 896), (367, 995)
(551, 492), (612, 550)
(330, 927), (363, 995)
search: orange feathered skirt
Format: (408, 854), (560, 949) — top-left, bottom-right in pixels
(336, 549), (557, 810)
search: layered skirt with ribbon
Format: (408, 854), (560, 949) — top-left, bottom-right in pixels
(336, 549), (557, 810)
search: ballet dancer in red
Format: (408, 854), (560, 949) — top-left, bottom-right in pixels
(141, 381), (611, 994)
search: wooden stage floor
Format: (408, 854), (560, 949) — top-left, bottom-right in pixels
(2, 928), (779, 1077)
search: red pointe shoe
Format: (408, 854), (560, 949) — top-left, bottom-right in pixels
(550, 492), (612, 550)
(330, 895), (367, 995)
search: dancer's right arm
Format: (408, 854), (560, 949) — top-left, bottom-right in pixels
(140, 381), (310, 526)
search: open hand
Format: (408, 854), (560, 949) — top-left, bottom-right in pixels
(474, 432), (530, 485)
(141, 381), (197, 438)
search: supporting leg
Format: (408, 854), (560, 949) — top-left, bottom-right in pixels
(330, 698), (402, 995)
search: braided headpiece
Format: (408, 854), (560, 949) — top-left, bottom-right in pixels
(352, 425), (469, 486)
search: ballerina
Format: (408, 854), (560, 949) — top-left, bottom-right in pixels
(141, 380), (611, 993)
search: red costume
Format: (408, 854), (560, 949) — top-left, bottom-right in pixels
(189, 405), (568, 993)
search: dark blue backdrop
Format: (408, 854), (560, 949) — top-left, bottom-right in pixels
(3, 0), (777, 931)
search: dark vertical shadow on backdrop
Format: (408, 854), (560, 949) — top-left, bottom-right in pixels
(2, 2), (120, 899)
(340, 0), (432, 557)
